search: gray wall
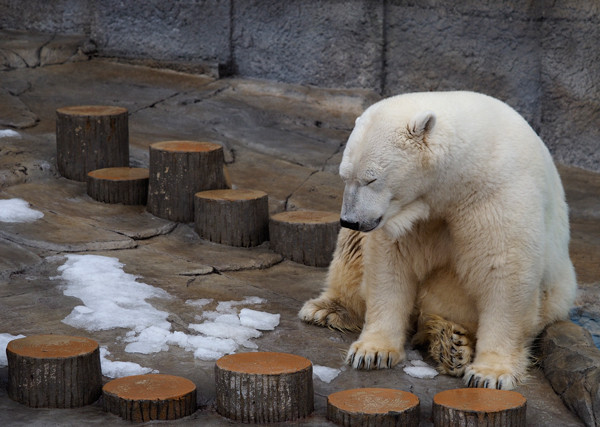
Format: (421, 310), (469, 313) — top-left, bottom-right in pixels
(1, 0), (598, 171)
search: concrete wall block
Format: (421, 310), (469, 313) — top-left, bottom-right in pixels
(385, 3), (542, 128)
(540, 17), (600, 171)
(0, 0), (91, 34)
(232, 0), (384, 90)
(90, 0), (230, 64)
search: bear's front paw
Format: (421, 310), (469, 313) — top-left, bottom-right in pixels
(345, 339), (404, 370)
(463, 352), (526, 390)
(298, 297), (362, 332)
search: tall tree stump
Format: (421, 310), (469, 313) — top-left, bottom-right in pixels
(103, 374), (197, 422)
(6, 334), (102, 408)
(269, 210), (340, 267)
(147, 141), (228, 222)
(56, 105), (129, 181)
(432, 388), (526, 426)
(215, 352), (314, 423)
(87, 167), (149, 205)
(194, 189), (269, 247)
(327, 388), (420, 426)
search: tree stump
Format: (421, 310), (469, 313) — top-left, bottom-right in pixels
(6, 334), (102, 408)
(103, 374), (197, 422)
(147, 141), (228, 222)
(87, 167), (149, 205)
(194, 189), (269, 247)
(327, 388), (420, 427)
(269, 210), (340, 267)
(215, 352), (314, 423)
(432, 388), (526, 427)
(56, 105), (129, 181)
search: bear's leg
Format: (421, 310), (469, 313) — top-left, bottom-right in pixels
(413, 313), (475, 377)
(298, 228), (366, 332)
(346, 231), (415, 370)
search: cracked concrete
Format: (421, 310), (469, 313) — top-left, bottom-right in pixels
(0, 34), (599, 426)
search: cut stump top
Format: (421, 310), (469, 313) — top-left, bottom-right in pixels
(216, 352), (312, 375)
(271, 210), (339, 225)
(328, 388), (419, 414)
(150, 141), (222, 153)
(195, 189), (267, 201)
(6, 334), (98, 359)
(56, 105), (128, 116)
(88, 167), (149, 181)
(103, 374), (196, 401)
(434, 388), (526, 413)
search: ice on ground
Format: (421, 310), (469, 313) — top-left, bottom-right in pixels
(403, 360), (439, 379)
(0, 198), (44, 223)
(100, 347), (156, 378)
(240, 308), (280, 331)
(0, 129), (20, 138)
(0, 333), (26, 367)
(55, 254), (282, 368)
(313, 365), (341, 383)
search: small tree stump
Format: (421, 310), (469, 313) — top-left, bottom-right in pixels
(87, 167), (149, 205)
(194, 189), (269, 247)
(56, 105), (129, 181)
(432, 388), (527, 427)
(6, 334), (102, 408)
(269, 210), (340, 267)
(327, 388), (420, 427)
(147, 141), (228, 222)
(103, 374), (197, 422)
(215, 352), (314, 423)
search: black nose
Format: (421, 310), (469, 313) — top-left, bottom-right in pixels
(340, 219), (361, 231)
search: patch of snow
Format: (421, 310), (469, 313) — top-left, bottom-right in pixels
(313, 365), (341, 383)
(185, 298), (213, 308)
(0, 198), (43, 223)
(0, 333), (26, 367)
(100, 347), (156, 378)
(240, 308), (280, 331)
(0, 129), (20, 138)
(403, 360), (439, 379)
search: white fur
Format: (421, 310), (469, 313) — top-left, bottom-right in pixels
(305, 91), (577, 390)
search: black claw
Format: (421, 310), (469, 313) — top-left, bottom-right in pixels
(483, 380), (489, 389)
(497, 380), (503, 390)
(375, 354), (382, 369)
(365, 357), (372, 370)
(387, 357), (393, 369)
(348, 353), (355, 365)
(357, 355), (364, 369)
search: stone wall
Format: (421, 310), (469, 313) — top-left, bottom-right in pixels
(0, 0), (598, 171)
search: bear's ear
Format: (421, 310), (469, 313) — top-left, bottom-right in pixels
(407, 110), (436, 138)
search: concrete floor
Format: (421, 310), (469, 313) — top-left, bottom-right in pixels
(1, 56), (599, 426)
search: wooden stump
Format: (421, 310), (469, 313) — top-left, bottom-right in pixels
(194, 189), (269, 247)
(56, 105), (129, 181)
(215, 352), (314, 423)
(269, 210), (340, 267)
(327, 388), (420, 427)
(432, 388), (527, 427)
(103, 374), (197, 422)
(6, 334), (102, 408)
(87, 167), (149, 205)
(147, 141), (228, 222)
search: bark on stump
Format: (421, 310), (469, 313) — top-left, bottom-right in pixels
(87, 167), (149, 205)
(327, 388), (420, 427)
(6, 334), (102, 408)
(56, 105), (129, 181)
(269, 210), (340, 267)
(147, 141), (228, 222)
(194, 189), (269, 247)
(215, 352), (314, 423)
(432, 388), (527, 426)
(103, 374), (197, 422)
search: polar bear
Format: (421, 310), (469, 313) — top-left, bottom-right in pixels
(299, 91), (576, 390)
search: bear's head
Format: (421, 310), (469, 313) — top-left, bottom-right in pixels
(339, 99), (438, 236)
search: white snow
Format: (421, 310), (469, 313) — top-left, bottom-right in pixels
(0, 333), (26, 367)
(0, 129), (20, 138)
(55, 254), (281, 373)
(403, 360), (439, 379)
(313, 365), (341, 383)
(100, 347), (156, 378)
(0, 198), (44, 223)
